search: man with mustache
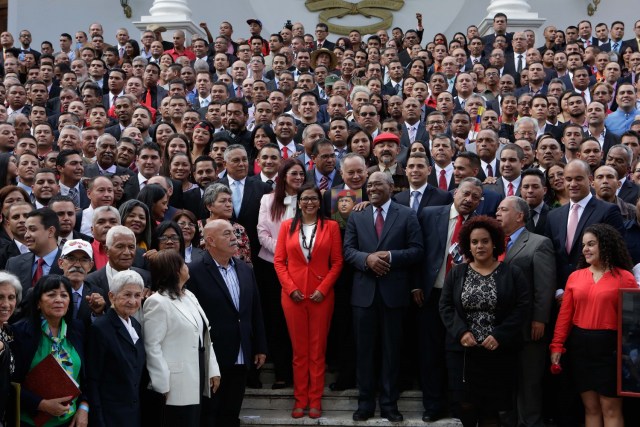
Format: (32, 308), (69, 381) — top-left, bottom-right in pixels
(59, 239), (107, 326)
(367, 132), (409, 195)
(593, 165), (636, 221)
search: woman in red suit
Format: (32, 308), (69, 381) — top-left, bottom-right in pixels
(551, 224), (637, 427)
(274, 183), (344, 419)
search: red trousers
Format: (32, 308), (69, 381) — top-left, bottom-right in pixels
(281, 292), (335, 409)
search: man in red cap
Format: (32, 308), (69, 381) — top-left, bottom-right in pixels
(367, 132), (409, 195)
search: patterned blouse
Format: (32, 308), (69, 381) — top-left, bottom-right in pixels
(461, 266), (499, 342)
(198, 219), (252, 266)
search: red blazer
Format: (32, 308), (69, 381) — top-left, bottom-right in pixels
(274, 218), (344, 297)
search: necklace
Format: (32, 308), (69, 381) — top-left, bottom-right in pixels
(300, 222), (318, 261)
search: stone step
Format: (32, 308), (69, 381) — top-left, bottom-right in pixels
(243, 388), (423, 412)
(239, 409), (462, 426)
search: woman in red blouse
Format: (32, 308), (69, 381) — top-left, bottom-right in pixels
(551, 224), (637, 427)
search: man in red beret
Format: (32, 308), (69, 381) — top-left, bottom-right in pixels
(367, 132), (409, 195)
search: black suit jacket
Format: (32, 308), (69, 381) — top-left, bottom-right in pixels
(619, 179), (640, 205)
(483, 32), (514, 55)
(428, 167), (456, 191)
(219, 176), (272, 260)
(183, 187), (208, 220)
(622, 38), (639, 53)
(393, 185), (453, 215)
(85, 266), (152, 295)
(306, 168), (344, 189)
(74, 281), (108, 327)
(545, 197), (625, 287)
(475, 160), (501, 181)
(84, 163), (138, 201)
(86, 308), (145, 427)
(600, 131), (620, 157)
(399, 122), (428, 148)
(343, 202), (424, 308)
(186, 254), (267, 367)
(5, 249), (64, 293)
(0, 240), (20, 269)
(526, 203), (550, 236)
(104, 124), (122, 140)
(483, 178), (521, 198)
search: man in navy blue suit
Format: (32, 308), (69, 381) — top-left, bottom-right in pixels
(414, 177), (483, 422)
(344, 171), (423, 422)
(453, 151), (503, 217)
(545, 159), (625, 291)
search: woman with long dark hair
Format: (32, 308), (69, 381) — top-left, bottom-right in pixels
(10, 275), (90, 426)
(249, 124), (277, 175)
(119, 199), (153, 250)
(0, 153), (18, 187)
(138, 184), (168, 225)
(274, 184), (343, 418)
(191, 121), (215, 159)
(257, 158), (307, 389)
(551, 224), (637, 427)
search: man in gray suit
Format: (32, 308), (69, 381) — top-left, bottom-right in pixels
(496, 196), (555, 427)
(344, 171), (423, 422)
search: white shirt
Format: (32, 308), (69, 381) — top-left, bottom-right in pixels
(500, 176), (522, 196)
(15, 240), (30, 254)
(409, 183), (429, 208)
(119, 315), (140, 344)
(513, 52), (526, 71)
(434, 163), (454, 189)
(435, 205), (465, 289)
(481, 159), (498, 178)
(80, 206), (95, 236)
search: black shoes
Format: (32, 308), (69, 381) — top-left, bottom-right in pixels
(422, 410), (446, 422)
(381, 409), (404, 422)
(352, 409), (374, 421)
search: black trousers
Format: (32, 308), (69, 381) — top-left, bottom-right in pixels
(254, 258), (292, 383)
(353, 287), (403, 413)
(327, 267), (356, 387)
(202, 365), (248, 427)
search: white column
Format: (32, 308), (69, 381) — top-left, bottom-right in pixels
(478, 0), (545, 37)
(147, 0), (193, 20)
(486, 0), (533, 18)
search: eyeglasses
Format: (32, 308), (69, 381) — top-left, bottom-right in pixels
(177, 221), (196, 229)
(158, 235), (181, 242)
(300, 196), (320, 203)
(359, 112), (378, 117)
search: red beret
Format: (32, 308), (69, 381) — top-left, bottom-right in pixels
(372, 132), (400, 147)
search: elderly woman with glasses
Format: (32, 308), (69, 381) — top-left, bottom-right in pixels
(86, 270), (146, 427)
(197, 183), (252, 265)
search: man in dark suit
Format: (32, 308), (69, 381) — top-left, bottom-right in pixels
(475, 129), (502, 181)
(56, 149), (91, 210)
(306, 139), (343, 190)
(453, 152), (503, 217)
(545, 160), (625, 289)
(142, 63), (168, 110)
(101, 68), (126, 110)
(394, 152), (453, 214)
(49, 195), (93, 245)
(605, 144), (640, 204)
(497, 196), (555, 427)
(482, 13), (514, 55)
(428, 134), (457, 191)
(84, 134), (137, 200)
(314, 23), (335, 51)
(58, 239), (107, 326)
(0, 202), (34, 269)
(344, 171), (424, 422)
(218, 144), (272, 260)
(483, 144), (524, 198)
(415, 177), (483, 422)
(187, 219), (267, 427)
(520, 169), (550, 235)
(6, 208), (64, 294)
(85, 226), (152, 294)
(184, 156), (218, 220)
(399, 97), (428, 148)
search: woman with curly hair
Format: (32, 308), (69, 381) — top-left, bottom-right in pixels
(551, 224), (637, 427)
(440, 215), (529, 427)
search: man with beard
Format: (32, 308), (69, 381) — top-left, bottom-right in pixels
(221, 98), (252, 152)
(105, 94), (135, 140)
(183, 156), (219, 220)
(59, 239), (107, 325)
(561, 123), (584, 163)
(367, 132), (409, 195)
(131, 105), (153, 142)
(32, 168), (60, 208)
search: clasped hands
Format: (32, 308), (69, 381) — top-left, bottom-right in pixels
(460, 331), (500, 351)
(290, 289), (324, 303)
(367, 251), (390, 276)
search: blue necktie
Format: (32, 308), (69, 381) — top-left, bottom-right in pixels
(411, 191), (421, 212)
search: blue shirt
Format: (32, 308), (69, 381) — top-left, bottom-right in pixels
(32, 247), (59, 277)
(314, 168), (337, 188)
(506, 226), (525, 253)
(605, 107), (638, 136)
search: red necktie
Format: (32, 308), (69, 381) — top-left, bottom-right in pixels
(498, 236), (510, 261)
(439, 170), (447, 191)
(32, 258), (45, 286)
(507, 182), (514, 196)
(308, 159), (314, 170)
(375, 207), (385, 239)
(145, 90), (153, 108)
(281, 147), (289, 159)
(446, 215), (465, 273)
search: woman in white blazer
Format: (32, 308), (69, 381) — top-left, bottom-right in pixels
(143, 250), (221, 426)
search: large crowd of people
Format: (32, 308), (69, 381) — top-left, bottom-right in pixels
(0, 9), (639, 427)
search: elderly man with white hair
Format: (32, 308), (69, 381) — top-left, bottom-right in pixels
(86, 269), (146, 427)
(86, 224), (152, 295)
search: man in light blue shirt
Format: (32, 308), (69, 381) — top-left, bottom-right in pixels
(605, 83), (638, 135)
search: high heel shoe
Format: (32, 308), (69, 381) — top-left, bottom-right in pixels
(309, 408), (322, 419)
(291, 408), (305, 418)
